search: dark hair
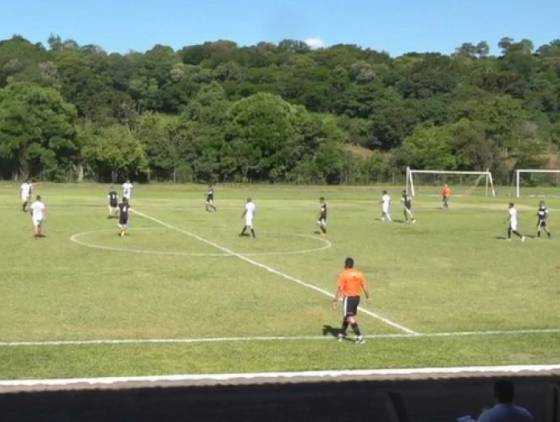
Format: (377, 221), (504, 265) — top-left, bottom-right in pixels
(383, 190), (387, 194)
(494, 380), (514, 403)
(344, 257), (354, 269)
(320, 197), (325, 201)
(509, 202), (514, 208)
(36, 195), (41, 200)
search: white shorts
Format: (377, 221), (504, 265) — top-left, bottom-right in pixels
(245, 216), (254, 228)
(382, 207), (390, 214)
(21, 194), (30, 202)
(317, 218), (327, 227)
(510, 221), (518, 231)
(32, 218), (43, 227)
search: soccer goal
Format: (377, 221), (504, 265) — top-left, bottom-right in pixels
(515, 169), (560, 198)
(405, 167), (496, 197)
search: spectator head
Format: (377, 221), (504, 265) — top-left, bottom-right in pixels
(494, 380), (515, 404)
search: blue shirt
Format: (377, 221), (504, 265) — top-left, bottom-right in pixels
(477, 403), (533, 422)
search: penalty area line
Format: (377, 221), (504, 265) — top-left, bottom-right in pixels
(131, 209), (418, 335)
(1, 327), (559, 348)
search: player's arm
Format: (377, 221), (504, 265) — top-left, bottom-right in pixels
(241, 209), (246, 218)
(332, 285), (342, 308)
(362, 278), (372, 303)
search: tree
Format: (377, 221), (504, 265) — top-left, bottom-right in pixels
(397, 124), (456, 169)
(226, 92), (297, 181)
(0, 82), (78, 180)
(81, 124), (148, 182)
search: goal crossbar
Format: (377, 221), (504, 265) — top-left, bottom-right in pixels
(515, 169), (560, 198)
(406, 167), (496, 197)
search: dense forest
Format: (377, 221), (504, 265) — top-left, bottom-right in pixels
(0, 34), (559, 184)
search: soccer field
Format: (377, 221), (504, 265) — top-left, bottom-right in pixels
(1, 182), (559, 380)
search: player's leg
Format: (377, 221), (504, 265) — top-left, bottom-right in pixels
(408, 209), (416, 223)
(319, 218), (327, 234)
(386, 211), (392, 223)
(347, 297), (364, 343)
(337, 297), (349, 340)
(250, 223), (256, 238)
(512, 229), (524, 241)
(32, 220), (42, 238)
(542, 222), (551, 238)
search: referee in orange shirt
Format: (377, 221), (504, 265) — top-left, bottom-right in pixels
(332, 257), (371, 344)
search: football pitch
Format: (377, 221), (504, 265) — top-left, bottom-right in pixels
(1, 182), (559, 380)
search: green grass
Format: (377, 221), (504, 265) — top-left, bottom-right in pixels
(1, 182), (559, 380)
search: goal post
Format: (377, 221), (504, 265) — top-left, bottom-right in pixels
(406, 167), (496, 197)
(515, 169), (560, 198)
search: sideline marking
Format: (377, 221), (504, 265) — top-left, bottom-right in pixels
(1, 328), (559, 347)
(70, 227), (332, 257)
(1, 364), (560, 387)
(132, 209), (418, 335)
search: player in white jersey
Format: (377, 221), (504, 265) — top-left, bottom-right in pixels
(29, 195), (47, 238)
(507, 203), (526, 241)
(122, 180), (133, 201)
(380, 190), (392, 223)
(239, 198), (256, 238)
(20, 179), (32, 212)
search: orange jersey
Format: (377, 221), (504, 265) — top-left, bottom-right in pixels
(337, 269), (367, 297)
(442, 186), (451, 197)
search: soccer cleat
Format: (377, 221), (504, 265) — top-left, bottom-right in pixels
(337, 333), (346, 342)
(521, 236), (526, 242)
(355, 336), (365, 345)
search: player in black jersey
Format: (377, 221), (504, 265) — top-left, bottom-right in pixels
(401, 190), (416, 223)
(118, 197), (131, 237)
(205, 185), (217, 212)
(107, 187), (119, 218)
(317, 197), (327, 235)
(537, 200), (551, 238)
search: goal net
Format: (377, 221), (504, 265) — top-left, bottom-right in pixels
(406, 167), (496, 198)
(515, 169), (560, 198)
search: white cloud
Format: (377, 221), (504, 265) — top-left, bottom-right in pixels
(304, 37), (326, 50)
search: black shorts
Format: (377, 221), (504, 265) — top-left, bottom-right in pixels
(537, 220), (546, 227)
(343, 296), (360, 317)
(119, 217), (128, 226)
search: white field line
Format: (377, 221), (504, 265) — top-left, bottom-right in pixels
(70, 228), (332, 257)
(1, 328), (560, 348)
(2, 364), (560, 387)
(132, 209), (418, 335)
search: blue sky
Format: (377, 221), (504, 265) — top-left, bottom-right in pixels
(1, 0), (558, 56)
